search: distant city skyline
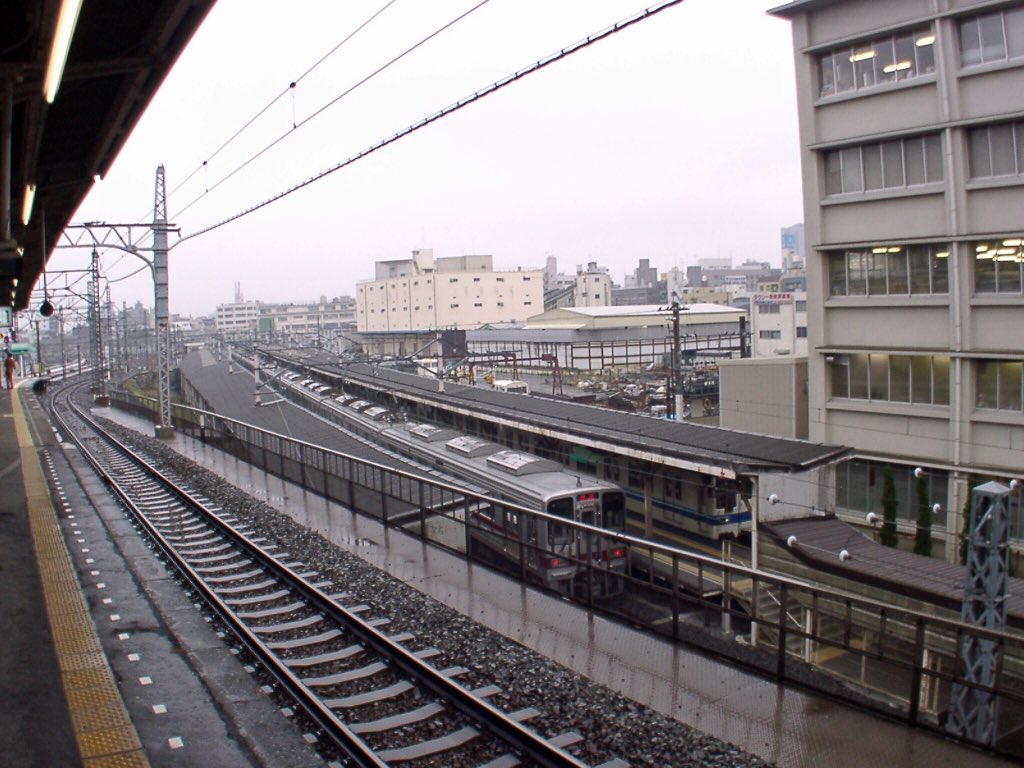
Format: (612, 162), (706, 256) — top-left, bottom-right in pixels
(46, 1), (801, 317)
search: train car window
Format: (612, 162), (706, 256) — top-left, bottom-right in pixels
(604, 458), (621, 481)
(627, 460), (645, 488)
(526, 515), (538, 543)
(602, 492), (626, 531)
(548, 497), (574, 519)
(547, 497), (574, 545)
(716, 491), (736, 512)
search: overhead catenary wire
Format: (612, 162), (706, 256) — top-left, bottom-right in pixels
(177, 0), (687, 244)
(173, 0), (494, 221)
(166, 0), (402, 204)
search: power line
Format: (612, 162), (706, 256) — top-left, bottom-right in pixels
(173, 0), (493, 221)
(166, 0), (402, 205)
(177, 0), (688, 244)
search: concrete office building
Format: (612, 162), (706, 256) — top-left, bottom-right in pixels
(781, 222), (806, 271)
(574, 262), (613, 307)
(356, 249), (544, 332)
(750, 291), (809, 358)
(771, 0), (1024, 555)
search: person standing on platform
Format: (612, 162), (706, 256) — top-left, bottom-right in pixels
(4, 352), (15, 390)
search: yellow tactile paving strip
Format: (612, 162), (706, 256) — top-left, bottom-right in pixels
(11, 389), (150, 768)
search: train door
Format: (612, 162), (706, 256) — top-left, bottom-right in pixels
(525, 512), (540, 574)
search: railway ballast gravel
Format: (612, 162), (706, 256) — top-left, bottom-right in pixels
(96, 414), (772, 768)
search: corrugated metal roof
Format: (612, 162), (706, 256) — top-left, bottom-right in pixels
(329, 363), (849, 473)
(762, 516), (1024, 626)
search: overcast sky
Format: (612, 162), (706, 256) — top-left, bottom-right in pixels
(53, 0), (802, 317)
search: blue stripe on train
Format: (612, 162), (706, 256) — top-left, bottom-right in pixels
(623, 489), (751, 528)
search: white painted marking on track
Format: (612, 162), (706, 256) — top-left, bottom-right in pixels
(118, 633), (130, 640)
(109, 614), (120, 621)
(139, 676), (153, 686)
(168, 737), (184, 749)
(128, 654), (140, 662)
(152, 704), (167, 715)
(102, 598), (113, 605)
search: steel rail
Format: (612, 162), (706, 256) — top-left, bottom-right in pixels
(52, 382), (592, 768)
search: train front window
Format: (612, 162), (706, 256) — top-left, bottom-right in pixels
(547, 497), (574, 545)
(602, 492), (626, 531)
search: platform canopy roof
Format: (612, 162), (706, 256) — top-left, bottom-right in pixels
(0, 0), (215, 311)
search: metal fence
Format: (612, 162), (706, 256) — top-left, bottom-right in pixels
(110, 388), (1024, 759)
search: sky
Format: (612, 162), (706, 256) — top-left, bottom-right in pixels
(52, 0), (803, 318)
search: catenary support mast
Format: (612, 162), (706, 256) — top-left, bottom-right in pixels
(152, 165), (174, 437)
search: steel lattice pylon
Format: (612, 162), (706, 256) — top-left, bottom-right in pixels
(88, 250), (105, 396)
(153, 165), (172, 434)
(946, 481), (1013, 746)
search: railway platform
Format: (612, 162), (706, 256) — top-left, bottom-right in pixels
(0, 383), (321, 768)
(4, 368), (1021, 768)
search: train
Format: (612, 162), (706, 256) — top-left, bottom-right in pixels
(242, 350), (747, 588)
(264, 360), (629, 595)
(380, 420), (628, 595)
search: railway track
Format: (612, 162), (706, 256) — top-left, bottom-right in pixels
(51, 383), (625, 768)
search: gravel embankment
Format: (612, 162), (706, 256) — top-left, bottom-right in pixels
(98, 415), (774, 768)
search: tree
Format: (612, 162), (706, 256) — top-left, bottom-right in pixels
(913, 471), (932, 557)
(880, 467), (899, 547)
(959, 475), (976, 566)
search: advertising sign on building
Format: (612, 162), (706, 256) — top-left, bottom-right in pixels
(753, 293), (793, 305)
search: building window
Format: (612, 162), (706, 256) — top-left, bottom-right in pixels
(759, 330), (782, 339)
(959, 7), (1024, 68)
(449, 278), (458, 283)
(795, 300), (807, 312)
(830, 353), (949, 405)
(450, 303), (459, 308)
(474, 302), (483, 307)
(758, 304), (781, 314)
(974, 238), (1024, 293)
(523, 276), (532, 281)
(835, 460), (948, 528)
(818, 26), (936, 98)
(473, 277), (481, 282)
(977, 360), (1024, 411)
(828, 244), (949, 296)
(824, 134), (942, 195)
(968, 121), (1024, 179)
(796, 327), (808, 338)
